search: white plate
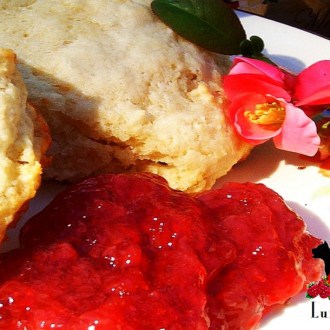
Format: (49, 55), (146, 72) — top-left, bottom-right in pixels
(1, 11), (330, 330)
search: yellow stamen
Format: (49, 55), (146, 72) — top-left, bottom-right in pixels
(244, 102), (285, 129)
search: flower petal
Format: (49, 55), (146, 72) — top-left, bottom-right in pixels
(295, 84), (330, 106)
(273, 103), (320, 156)
(223, 74), (291, 101)
(231, 57), (286, 84)
(294, 60), (330, 105)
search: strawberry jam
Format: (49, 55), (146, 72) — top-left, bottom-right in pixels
(0, 173), (323, 329)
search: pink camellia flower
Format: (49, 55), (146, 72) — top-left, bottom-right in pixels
(229, 92), (320, 156)
(223, 57), (321, 156)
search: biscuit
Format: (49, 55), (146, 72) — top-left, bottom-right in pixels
(0, 0), (251, 192)
(0, 48), (50, 243)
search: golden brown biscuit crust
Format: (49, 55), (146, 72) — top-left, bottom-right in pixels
(0, 49), (50, 243)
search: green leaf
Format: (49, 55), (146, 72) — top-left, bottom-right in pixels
(151, 0), (246, 55)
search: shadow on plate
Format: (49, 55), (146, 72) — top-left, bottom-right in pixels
(215, 141), (320, 187)
(264, 53), (307, 73)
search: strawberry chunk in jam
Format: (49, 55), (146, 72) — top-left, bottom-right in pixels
(0, 173), (323, 329)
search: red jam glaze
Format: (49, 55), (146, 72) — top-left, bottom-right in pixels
(0, 173), (323, 329)
(197, 183), (323, 329)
